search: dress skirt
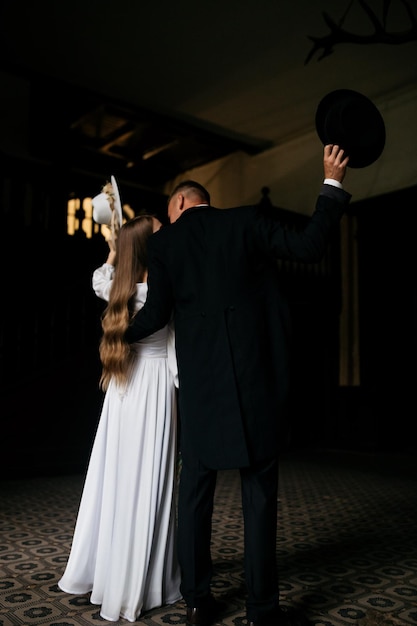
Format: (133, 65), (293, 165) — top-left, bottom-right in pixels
(58, 334), (181, 622)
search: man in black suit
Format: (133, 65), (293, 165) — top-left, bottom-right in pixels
(126, 144), (350, 626)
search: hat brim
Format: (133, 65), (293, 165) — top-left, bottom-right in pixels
(110, 175), (123, 228)
(315, 89), (385, 168)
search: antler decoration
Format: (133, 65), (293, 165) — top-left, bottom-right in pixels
(305, 0), (417, 64)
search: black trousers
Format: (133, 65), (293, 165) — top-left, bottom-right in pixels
(177, 452), (279, 622)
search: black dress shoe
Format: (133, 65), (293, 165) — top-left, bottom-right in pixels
(186, 596), (221, 626)
(186, 607), (208, 625)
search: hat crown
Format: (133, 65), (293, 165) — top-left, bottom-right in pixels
(316, 89), (385, 168)
(92, 193), (113, 226)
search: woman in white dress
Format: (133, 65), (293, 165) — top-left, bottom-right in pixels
(58, 214), (181, 622)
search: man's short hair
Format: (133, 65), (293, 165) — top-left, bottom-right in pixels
(169, 180), (210, 205)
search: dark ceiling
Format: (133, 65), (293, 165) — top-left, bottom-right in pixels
(1, 0), (417, 206)
(28, 74), (271, 192)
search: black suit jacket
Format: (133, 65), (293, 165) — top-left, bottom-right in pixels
(126, 184), (351, 469)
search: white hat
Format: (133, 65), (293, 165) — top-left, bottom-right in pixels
(92, 175), (123, 228)
(92, 192), (113, 226)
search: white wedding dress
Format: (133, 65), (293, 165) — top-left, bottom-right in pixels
(58, 263), (181, 622)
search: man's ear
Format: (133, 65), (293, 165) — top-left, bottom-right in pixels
(178, 193), (184, 211)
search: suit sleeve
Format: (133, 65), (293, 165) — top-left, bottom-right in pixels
(257, 184), (351, 263)
(125, 234), (174, 343)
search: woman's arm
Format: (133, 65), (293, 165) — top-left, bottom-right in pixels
(92, 241), (116, 302)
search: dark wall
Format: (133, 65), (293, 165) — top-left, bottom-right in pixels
(352, 185), (417, 450)
(0, 154), (168, 477)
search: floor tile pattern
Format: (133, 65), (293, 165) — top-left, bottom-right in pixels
(1, 450), (416, 626)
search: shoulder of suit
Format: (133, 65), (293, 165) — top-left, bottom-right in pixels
(213, 204), (257, 214)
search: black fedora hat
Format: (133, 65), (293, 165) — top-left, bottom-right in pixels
(315, 89), (386, 168)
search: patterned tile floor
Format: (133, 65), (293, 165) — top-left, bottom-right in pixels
(1, 449), (417, 626)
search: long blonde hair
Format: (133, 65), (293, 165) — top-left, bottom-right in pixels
(99, 214), (156, 391)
